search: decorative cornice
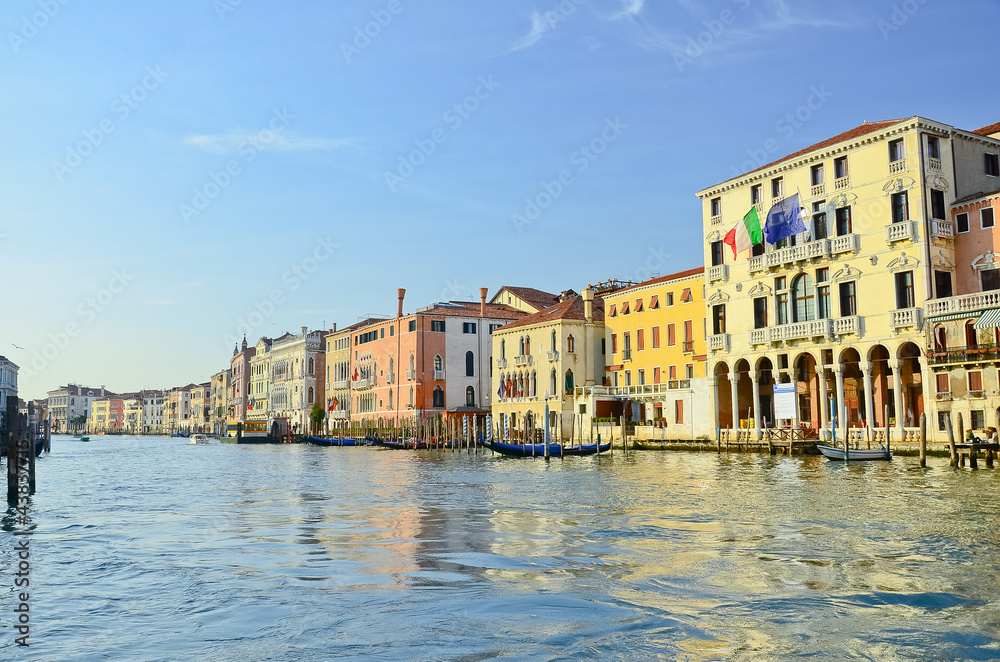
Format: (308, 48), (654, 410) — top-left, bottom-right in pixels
(886, 251), (920, 272)
(747, 281), (773, 296)
(972, 250), (998, 271)
(832, 264), (863, 281)
(882, 177), (917, 194)
(708, 289), (730, 304)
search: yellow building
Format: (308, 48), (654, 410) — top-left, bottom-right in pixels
(575, 269), (713, 441)
(89, 398), (111, 434)
(491, 288), (604, 441)
(697, 116), (994, 443)
(189, 382), (211, 433)
(248, 337), (273, 423)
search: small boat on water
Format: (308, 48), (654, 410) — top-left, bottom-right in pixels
(817, 443), (891, 461)
(189, 434), (211, 444)
(80, 436), (90, 442)
(302, 436), (366, 447)
(482, 439), (612, 457)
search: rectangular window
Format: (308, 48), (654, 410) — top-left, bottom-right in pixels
(891, 192), (909, 223)
(834, 156), (849, 179)
(622, 301), (630, 315)
(935, 271), (953, 298)
(986, 153), (999, 177)
(931, 190), (946, 220)
(712, 304), (726, 335)
(685, 364), (694, 379)
(637, 329), (645, 351)
(653, 367), (661, 384)
(812, 202), (827, 239)
(669, 365), (677, 380)
(611, 333), (618, 354)
(710, 241), (724, 267)
(650, 295), (659, 309)
(609, 304), (617, 317)
(970, 371), (984, 392)
(835, 207), (852, 235)
(711, 197), (722, 216)
(982, 206), (995, 229)
(751, 184), (762, 204)
(681, 288), (693, 303)
(972, 409), (986, 429)
(839, 281), (857, 317)
(408, 320), (416, 332)
(936, 373), (949, 395)
(888, 138), (904, 162)
(937, 411), (949, 432)
(776, 292), (789, 325)
(683, 320), (693, 342)
(895, 271), (915, 309)
(390, 326), (395, 337)
(981, 270), (1000, 292)
(431, 320), (445, 332)
(927, 136), (941, 160)
(810, 164), (824, 186)
(652, 326), (660, 348)
(666, 292), (674, 306)
(638, 369), (645, 385)
(675, 400), (684, 424)
(462, 322), (477, 334)
(817, 270), (830, 319)
(753, 297), (767, 329)
(635, 298), (644, 312)
(667, 323), (675, 346)
(957, 212), (970, 233)
(771, 177), (783, 198)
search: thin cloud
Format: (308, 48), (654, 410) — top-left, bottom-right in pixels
(611, 0), (645, 20)
(184, 132), (357, 155)
(508, 11), (550, 52)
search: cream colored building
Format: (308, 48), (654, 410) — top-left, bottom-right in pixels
(248, 337), (274, 423)
(698, 115), (997, 443)
(492, 289), (604, 441)
(210, 369), (230, 436)
(267, 327), (326, 433)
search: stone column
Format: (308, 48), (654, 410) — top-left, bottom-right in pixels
(834, 366), (845, 440)
(861, 360), (875, 437)
(730, 369), (740, 433)
(889, 359), (903, 441)
(752, 369), (762, 440)
(708, 373), (719, 433)
(818, 365), (829, 434)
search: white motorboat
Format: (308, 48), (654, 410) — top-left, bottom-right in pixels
(189, 434), (211, 444)
(817, 443), (891, 461)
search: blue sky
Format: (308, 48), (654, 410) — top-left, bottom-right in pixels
(3, 0), (997, 398)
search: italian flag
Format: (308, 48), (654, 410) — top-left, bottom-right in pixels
(723, 206), (763, 259)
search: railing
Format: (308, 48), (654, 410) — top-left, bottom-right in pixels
(351, 378), (374, 390)
(708, 264), (728, 283)
(833, 315), (861, 336)
(834, 176), (850, 190)
(765, 239), (830, 268)
(748, 256), (765, 274)
(927, 157), (942, 172)
(890, 307), (923, 331)
(495, 358), (507, 369)
(927, 344), (1000, 365)
(433, 369), (446, 380)
(885, 220), (915, 243)
(931, 219), (953, 239)
(682, 340), (694, 353)
(888, 159), (907, 174)
(406, 369), (415, 380)
(546, 350), (559, 361)
(514, 355), (532, 367)
(332, 380), (348, 390)
(829, 233), (859, 255)
(708, 333), (730, 352)
(748, 319), (832, 344)
(710, 214), (723, 226)
(926, 291), (1000, 317)
(574, 381), (693, 399)
(810, 183), (825, 197)
(622, 349), (632, 362)
(754, 202), (765, 215)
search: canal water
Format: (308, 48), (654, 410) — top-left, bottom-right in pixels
(3, 436), (1000, 661)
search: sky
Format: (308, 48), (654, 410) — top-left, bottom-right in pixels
(2, 0), (997, 399)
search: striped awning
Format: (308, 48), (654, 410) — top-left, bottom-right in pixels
(974, 308), (1000, 329)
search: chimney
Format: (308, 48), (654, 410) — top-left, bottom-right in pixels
(479, 287), (488, 317)
(101, 385), (105, 396)
(301, 326), (308, 337)
(582, 288), (594, 323)
(397, 288), (406, 318)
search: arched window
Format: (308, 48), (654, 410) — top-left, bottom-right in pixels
(792, 274), (815, 322)
(934, 325), (947, 351)
(526, 336), (531, 355)
(519, 336), (525, 355)
(567, 335), (575, 353)
(308, 357), (314, 374)
(388, 390), (393, 409)
(409, 386), (414, 406)
(433, 386), (444, 408)
(434, 354), (443, 371)
(466, 351), (475, 377)
(466, 386), (475, 407)
(389, 357), (394, 382)
(501, 339), (506, 359)
(550, 369), (557, 395)
(551, 330), (557, 351)
(409, 353), (415, 371)
(565, 369), (574, 393)
(308, 387), (314, 404)
(531, 371), (537, 397)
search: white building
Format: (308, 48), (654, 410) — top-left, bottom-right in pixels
(0, 356), (17, 419)
(46, 384), (107, 433)
(268, 327), (326, 433)
(141, 389), (165, 434)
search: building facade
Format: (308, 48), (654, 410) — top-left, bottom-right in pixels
(210, 369), (230, 436)
(228, 337), (255, 432)
(46, 384), (107, 433)
(141, 389), (165, 434)
(0, 356), (17, 420)
(267, 327), (326, 433)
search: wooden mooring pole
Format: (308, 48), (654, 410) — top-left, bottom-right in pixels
(919, 412), (927, 468)
(946, 413), (957, 467)
(7, 397), (21, 506)
(27, 401), (36, 495)
(957, 412), (966, 467)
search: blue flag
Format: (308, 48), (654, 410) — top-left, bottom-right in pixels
(764, 193), (806, 244)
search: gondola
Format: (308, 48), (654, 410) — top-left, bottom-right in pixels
(303, 436), (366, 447)
(370, 437), (428, 450)
(817, 443), (891, 461)
(482, 439), (612, 457)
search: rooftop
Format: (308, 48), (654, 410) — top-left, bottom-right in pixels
(499, 295), (605, 331)
(491, 286), (561, 311)
(609, 266), (705, 296)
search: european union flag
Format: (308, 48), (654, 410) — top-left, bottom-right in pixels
(764, 193), (806, 245)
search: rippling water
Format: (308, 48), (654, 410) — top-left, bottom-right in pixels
(3, 436), (1000, 660)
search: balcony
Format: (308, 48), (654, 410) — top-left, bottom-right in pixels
(810, 183), (825, 197)
(890, 307), (923, 331)
(888, 158), (907, 174)
(406, 369), (415, 380)
(926, 291), (1000, 317)
(829, 233), (859, 256)
(546, 350), (559, 362)
(748, 255), (765, 275)
(885, 220), (916, 244)
(433, 369), (446, 380)
(332, 380), (348, 390)
(754, 202), (765, 215)
(834, 175), (850, 191)
(682, 340), (694, 353)
(931, 219), (953, 240)
(708, 333), (731, 352)
(765, 239), (830, 269)
(927, 157), (942, 172)
(710, 214), (723, 227)
(574, 381), (693, 399)
(748, 319), (832, 345)
(707, 264), (729, 284)
(833, 315), (861, 336)
(928, 344), (1000, 366)
(351, 378), (374, 390)
(495, 358), (507, 369)
(622, 349), (632, 362)
(514, 354), (532, 367)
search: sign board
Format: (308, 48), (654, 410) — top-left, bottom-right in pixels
(773, 383), (796, 420)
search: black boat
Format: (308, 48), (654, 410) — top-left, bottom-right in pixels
(482, 439), (611, 457)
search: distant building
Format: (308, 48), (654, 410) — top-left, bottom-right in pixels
(228, 336), (255, 432)
(164, 384), (197, 433)
(266, 327), (326, 433)
(140, 389), (165, 434)
(210, 369), (230, 436)
(47, 384), (107, 433)
(248, 338), (274, 424)
(0, 356), (17, 420)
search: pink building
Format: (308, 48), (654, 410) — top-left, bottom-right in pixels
(229, 336), (255, 426)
